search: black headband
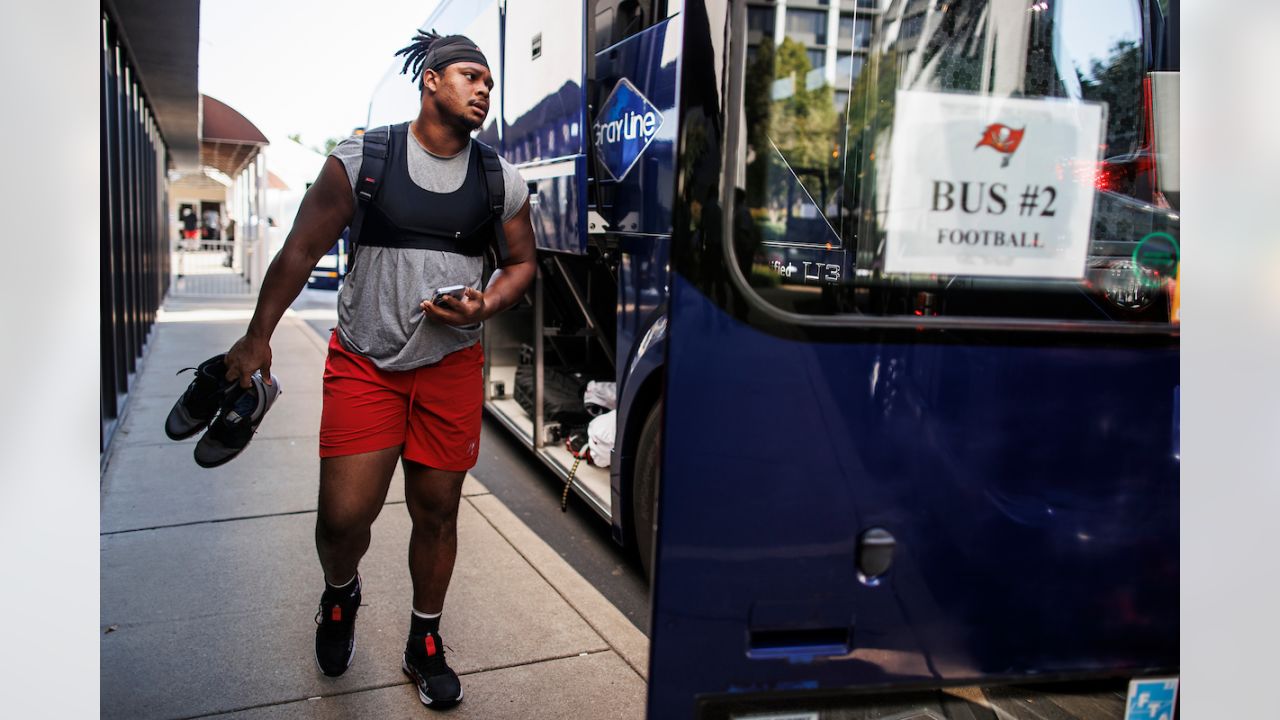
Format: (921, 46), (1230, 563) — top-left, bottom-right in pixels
(425, 36), (489, 73)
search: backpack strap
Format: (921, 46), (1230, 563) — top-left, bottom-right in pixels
(347, 125), (391, 272)
(474, 140), (510, 265)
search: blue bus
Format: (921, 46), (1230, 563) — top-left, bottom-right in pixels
(370, 0), (1180, 716)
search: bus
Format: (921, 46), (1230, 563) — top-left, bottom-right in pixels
(368, 1), (1180, 717)
(307, 228), (348, 291)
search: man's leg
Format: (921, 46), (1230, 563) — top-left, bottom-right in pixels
(316, 445), (403, 583)
(399, 342), (481, 707)
(313, 445), (401, 677)
(399, 460), (467, 707)
(402, 460), (466, 613)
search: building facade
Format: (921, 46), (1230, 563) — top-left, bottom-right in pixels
(746, 0), (882, 110)
(101, 0), (200, 455)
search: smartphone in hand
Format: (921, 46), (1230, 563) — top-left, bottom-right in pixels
(431, 285), (467, 304)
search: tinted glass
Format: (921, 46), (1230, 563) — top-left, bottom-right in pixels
(748, 6), (775, 36)
(836, 52), (864, 84)
(855, 16), (873, 46)
(839, 14), (875, 47)
(786, 9), (829, 46)
(734, 0), (1179, 328)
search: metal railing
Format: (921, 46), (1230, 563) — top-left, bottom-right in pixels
(173, 240), (255, 296)
(100, 11), (170, 455)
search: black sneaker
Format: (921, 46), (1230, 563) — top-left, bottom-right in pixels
(402, 632), (463, 708)
(314, 576), (361, 677)
(165, 355), (234, 440)
(193, 370), (281, 468)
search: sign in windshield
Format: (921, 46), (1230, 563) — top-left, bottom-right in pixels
(884, 91), (1104, 279)
(731, 0), (1178, 328)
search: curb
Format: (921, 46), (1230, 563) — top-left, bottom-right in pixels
(466, 493), (650, 682)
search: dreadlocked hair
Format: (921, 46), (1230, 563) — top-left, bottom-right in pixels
(395, 29), (444, 85)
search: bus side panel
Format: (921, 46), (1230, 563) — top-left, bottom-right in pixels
(592, 16), (681, 236)
(502, 0), (590, 253)
(597, 15), (680, 383)
(527, 157), (588, 254)
(597, 17), (682, 533)
(501, 0), (586, 165)
(611, 259), (667, 541)
(649, 276), (1179, 718)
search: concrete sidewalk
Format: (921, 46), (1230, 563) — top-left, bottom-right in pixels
(100, 294), (648, 720)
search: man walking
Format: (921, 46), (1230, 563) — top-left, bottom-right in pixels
(221, 31), (535, 709)
(202, 206), (220, 242)
(180, 207), (198, 247)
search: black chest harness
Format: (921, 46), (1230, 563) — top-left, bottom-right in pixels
(348, 122), (509, 269)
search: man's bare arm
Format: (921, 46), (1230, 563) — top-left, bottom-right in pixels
(225, 156), (355, 386)
(420, 198), (537, 324)
(483, 199), (538, 317)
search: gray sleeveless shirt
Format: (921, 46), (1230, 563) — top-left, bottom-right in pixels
(329, 131), (528, 371)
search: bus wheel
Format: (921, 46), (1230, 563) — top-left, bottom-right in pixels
(632, 400), (662, 580)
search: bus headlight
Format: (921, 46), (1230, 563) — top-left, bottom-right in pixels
(1098, 259), (1158, 311)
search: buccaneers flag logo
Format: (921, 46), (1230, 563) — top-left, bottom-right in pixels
(975, 123), (1025, 167)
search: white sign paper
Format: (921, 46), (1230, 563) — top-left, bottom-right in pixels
(884, 91), (1104, 279)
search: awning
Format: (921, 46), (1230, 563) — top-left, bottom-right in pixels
(201, 94), (270, 176)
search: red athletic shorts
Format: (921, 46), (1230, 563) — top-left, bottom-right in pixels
(319, 332), (484, 471)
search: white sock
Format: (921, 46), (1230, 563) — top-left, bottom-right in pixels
(326, 573), (357, 589)
(412, 608), (442, 620)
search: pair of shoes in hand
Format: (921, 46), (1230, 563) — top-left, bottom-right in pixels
(164, 354), (280, 468)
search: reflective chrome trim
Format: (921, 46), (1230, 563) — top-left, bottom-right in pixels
(515, 157), (578, 180)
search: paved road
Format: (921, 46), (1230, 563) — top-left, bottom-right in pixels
(289, 288), (651, 634)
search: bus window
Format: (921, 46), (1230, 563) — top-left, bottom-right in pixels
(732, 0), (1179, 329)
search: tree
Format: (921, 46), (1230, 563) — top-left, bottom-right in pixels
(286, 133), (344, 155)
(1078, 39), (1143, 156)
(766, 38), (841, 216)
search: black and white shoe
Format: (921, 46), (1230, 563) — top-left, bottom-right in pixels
(193, 370), (280, 468)
(165, 354), (234, 440)
(314, 576), (361, 677)
(402, 632), (463, 709)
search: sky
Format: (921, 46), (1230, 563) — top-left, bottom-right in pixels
(1056, 0), (1144, 79)
(199, 0), (441, 151)
(197, 0), (1138, 150)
